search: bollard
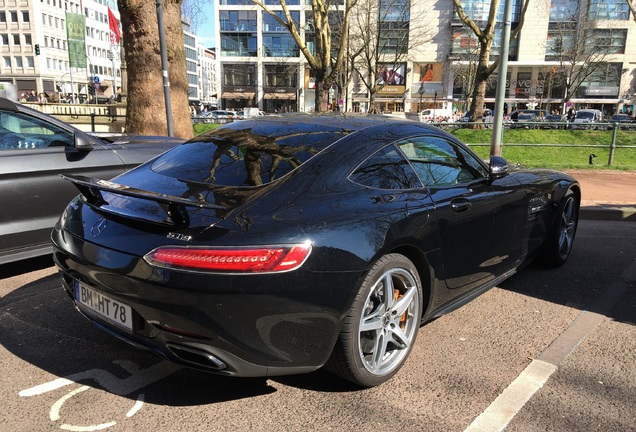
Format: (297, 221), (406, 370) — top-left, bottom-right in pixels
(90, 111), (96, 132)
(608, 122), (618, 166)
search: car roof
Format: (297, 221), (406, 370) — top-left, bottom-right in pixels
(203, 113), (418, 138)
(189, 114), (441, 158)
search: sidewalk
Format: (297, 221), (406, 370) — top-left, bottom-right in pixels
(565, 170), (636, 222)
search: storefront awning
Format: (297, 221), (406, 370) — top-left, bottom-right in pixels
(264, 93), (296, 100)
(222, 92), (255, 99)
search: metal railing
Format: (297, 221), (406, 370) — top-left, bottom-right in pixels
(451, 121), (635, 167)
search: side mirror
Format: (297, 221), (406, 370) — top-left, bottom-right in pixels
(489, 156), (509, 180)
(74, 133), (94, 151)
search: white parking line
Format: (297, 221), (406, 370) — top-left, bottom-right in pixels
(465, 259), (636, 432)
(465, 359), (557, 432)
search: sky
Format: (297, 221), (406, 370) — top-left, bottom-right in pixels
(195, 2), (216, 48)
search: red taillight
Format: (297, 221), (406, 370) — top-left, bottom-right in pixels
(144, 243), (312, 273)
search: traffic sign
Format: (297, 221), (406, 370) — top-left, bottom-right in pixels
(93, 76), (100, 84)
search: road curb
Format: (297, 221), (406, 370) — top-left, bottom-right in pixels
(579, 206), (636, 222)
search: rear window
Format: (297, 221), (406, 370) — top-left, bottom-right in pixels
(150, 125), (343, 187)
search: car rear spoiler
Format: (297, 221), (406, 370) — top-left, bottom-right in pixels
(61, 174), (226, 227)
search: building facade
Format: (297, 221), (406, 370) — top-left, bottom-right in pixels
(214, 0), (636, 116)
(0, 0), (221, 107)
(0, 0), (122, 102)
(198, 45), (218, 109)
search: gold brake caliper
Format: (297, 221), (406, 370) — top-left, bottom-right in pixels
(394, 288), (407, 329)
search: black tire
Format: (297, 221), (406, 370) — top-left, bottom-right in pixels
(538, 188), (579, 267)
(325, 254), (423, 387)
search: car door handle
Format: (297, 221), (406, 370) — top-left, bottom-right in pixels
(450, 199), (472, 212)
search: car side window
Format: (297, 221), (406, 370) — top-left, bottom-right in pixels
(0, 110), (74, 150)
(397, 136), (488, 187)
(349, 144), (422, 190)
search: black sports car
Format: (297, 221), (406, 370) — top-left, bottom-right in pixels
(52, 115), (580, 387)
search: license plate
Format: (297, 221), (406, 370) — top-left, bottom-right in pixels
(74, 281), (133, 331)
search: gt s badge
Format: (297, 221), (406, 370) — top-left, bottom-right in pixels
(166, 232), (193, 241)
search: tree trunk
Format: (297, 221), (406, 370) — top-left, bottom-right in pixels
(315, 72), (331, 112)
(117, 0), (193, 139)
(468, 39), (492, 128)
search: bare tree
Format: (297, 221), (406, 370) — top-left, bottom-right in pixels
(451, 0), (529, 126)
(347, 0), (432, 112)
(117, 0), (193, 138)
(627, 0), (636, 22)
(250, 0), (357, 112)
(181, 0), (213, 34)
(548, 14), (624, 111)
(448, 40), (482, 113)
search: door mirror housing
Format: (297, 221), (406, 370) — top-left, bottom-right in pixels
(489, 156), (509, 180)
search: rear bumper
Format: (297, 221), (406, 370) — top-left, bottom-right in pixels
(51, 227), (362, 377)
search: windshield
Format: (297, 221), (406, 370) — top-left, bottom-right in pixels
(576, 112), (595, 120)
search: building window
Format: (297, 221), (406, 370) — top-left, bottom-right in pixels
(220, 34), (257, 57)
(545, 22), (576, 61)
(379, 21), (409, 55)
(582, 64), (620, 88)
(262, 11), (299, 32)
(10, 11), (18, 22)
(549, 0), (578, 21)
(1, 34), (8, 46)
(12, 34), (20, 45)
(223, 63), (256, 86)
(3, 56), (12, 68)
(587, 0), (630, 20)
(262, 35), (299, 57)
(15, 56), (23, 68)
(26, 56), (34, 68)
(0, 12), (6, 23)
(24, 34), (32, 45)
(455, 0), (523, 22)
(220, 10), (256, 32)
(451, 0), (522, 60)
(380, 0), (410, 21)
(22, 11), (30, 22)
(264, 64), (297, 87)
(218, 0), (253, 5)
(590, 29), (627, 54)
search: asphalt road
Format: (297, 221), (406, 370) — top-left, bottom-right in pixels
(1, 220), (635, 432)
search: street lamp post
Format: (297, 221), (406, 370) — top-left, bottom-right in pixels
(434, 91), (438, 117)
(107, 48), (117, 98)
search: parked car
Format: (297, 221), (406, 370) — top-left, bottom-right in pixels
(52, 115), (580, 387)
(508, 109), (549, 123)
(607, 113), (636, 130)
(209, 110), (237, 124)
(458, 109), (493, 124)
(541, 114), (567, 129)
(571, 109), (604, 130)
(419, 108), (455, 123)
(510, 112), (539, 129)
(0, 97), (184, 265)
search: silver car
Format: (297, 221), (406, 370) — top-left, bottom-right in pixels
(0, 97), (184, 264)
